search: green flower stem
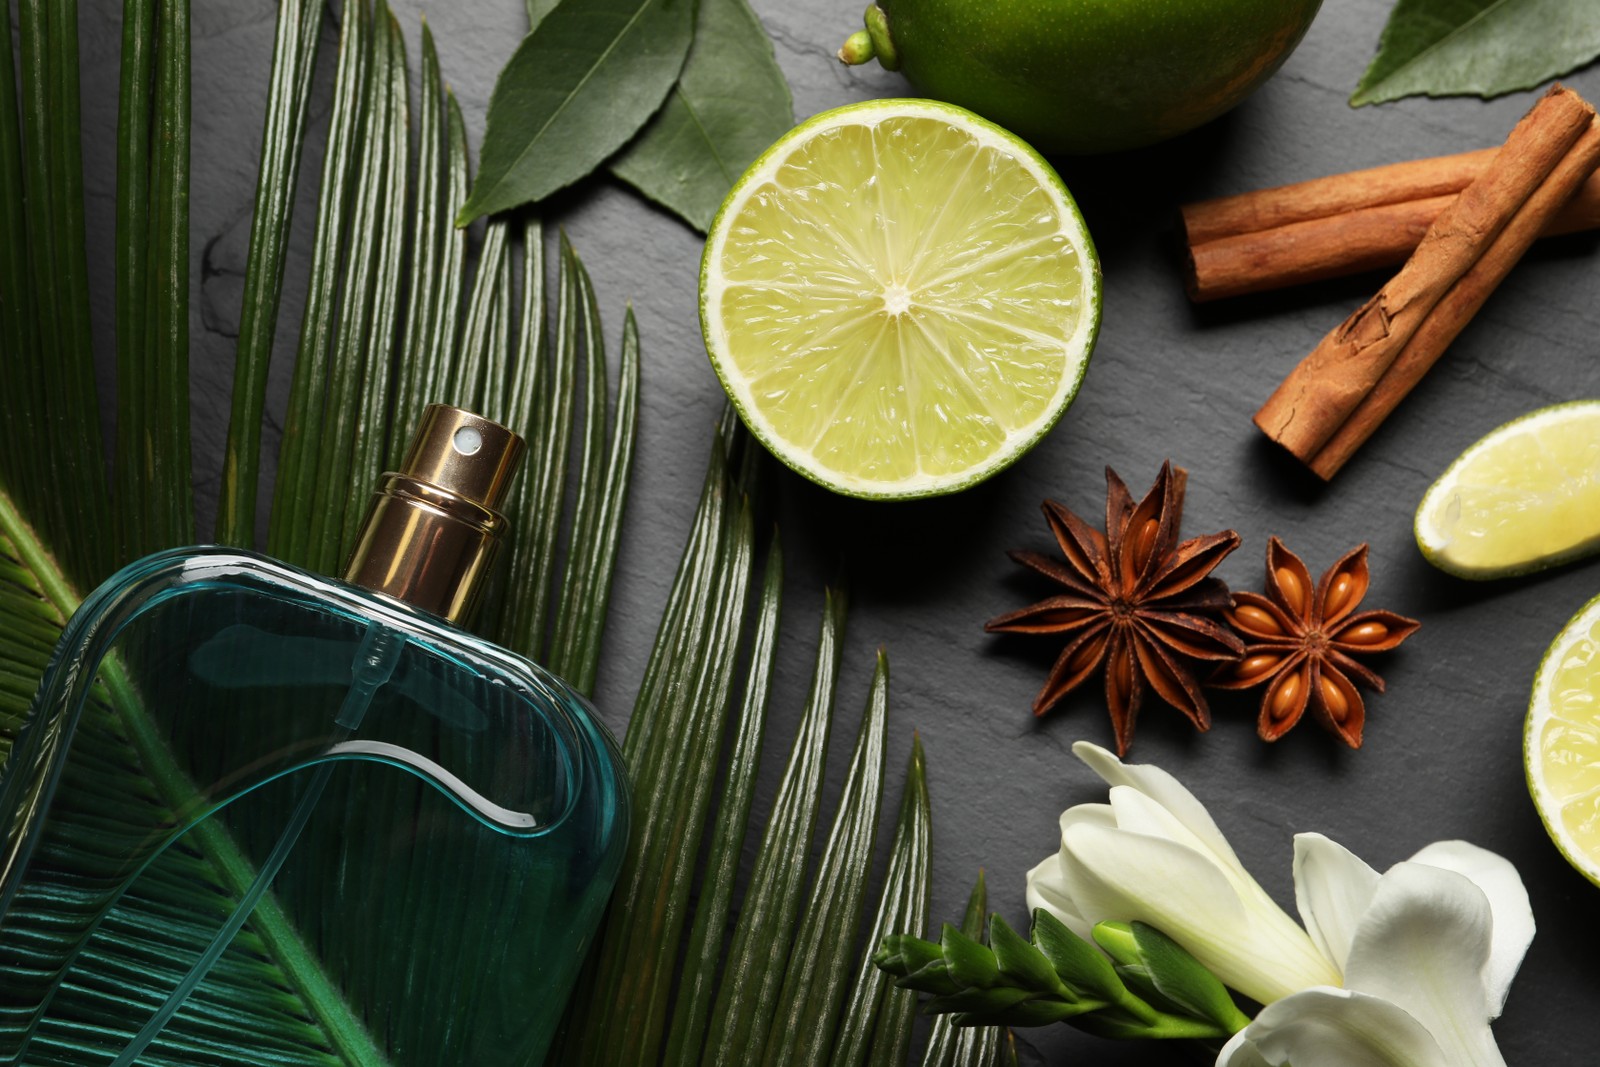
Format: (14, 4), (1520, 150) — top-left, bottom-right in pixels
(875, 908), (1243, 1043)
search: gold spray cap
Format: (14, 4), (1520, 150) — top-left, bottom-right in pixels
(342, 405), (525, 623)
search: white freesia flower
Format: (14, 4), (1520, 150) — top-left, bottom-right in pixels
(1026, 742), (1534, 1067)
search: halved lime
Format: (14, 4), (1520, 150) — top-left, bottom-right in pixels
(700, 99), (1101, 499)
(1527, 591), (1600, 887)
(1415, 400), (1600, 579)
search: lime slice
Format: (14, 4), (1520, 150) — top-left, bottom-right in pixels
(1415, 400), (1600, 579)
(1527, 591), (1600, 887)
(700, 99), (1101, 499)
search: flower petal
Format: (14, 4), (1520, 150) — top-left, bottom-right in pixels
(1344, 862), (1507, 1067)
(1408, 840), (1535, 1018)
(1215, 987), (1450, 1067)
(1071, 741), (1243, 872)
(1061, 822), (1337, 1004)
(1216, 1031), (1275, 1067)
(1026, 852), (1095, 942)
(1293, 833), (1379, 975)
(1026, 802), (1117, 941)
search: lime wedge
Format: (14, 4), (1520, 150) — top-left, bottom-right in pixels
(1415, 400), (1600, 579)
(700, 99), (1101, 499)
(1527, 591), (1600, 887)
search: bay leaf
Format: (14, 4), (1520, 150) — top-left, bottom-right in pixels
(1352, 0), (1600, 106)
(527, 0), (558, 30)
(610, 0), (794, 232)
(459, 0), (696, 224)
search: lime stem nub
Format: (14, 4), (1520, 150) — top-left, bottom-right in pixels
(863, 4), (900, 70)
(839, 5), (899, 70)
(837, 28), (875, 65)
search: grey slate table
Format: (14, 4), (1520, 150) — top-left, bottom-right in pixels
(76, 0), (1600, 1061)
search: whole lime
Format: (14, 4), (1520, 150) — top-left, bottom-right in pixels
(839, 0), (1323, 155)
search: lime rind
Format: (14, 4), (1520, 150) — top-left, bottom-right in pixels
(700, 98), (1102, 501)
(1526, 589), (1600, 889)
(1414, 399), (1600, 580)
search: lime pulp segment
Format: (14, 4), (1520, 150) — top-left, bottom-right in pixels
(701, 100), (1100, 498)
(1529, 593), (1600, 885)
(1417, 401), (1600, 577)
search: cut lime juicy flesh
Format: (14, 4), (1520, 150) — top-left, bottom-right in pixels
(1528, 591), (1600, 887)
(700, 99), (1101, 499)
(1415, 400), (1600, 578)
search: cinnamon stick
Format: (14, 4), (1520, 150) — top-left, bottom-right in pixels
(1255, 87), (1599, 469)
(1309, 118), (1600, 479)
(1183, 148), (1502, 246)
(1184, 164), (1600, 302)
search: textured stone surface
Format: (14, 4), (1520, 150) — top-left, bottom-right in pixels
(82, 0), (1600, 1060)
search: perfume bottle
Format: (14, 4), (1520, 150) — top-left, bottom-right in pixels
(0, 406), (630, 1066)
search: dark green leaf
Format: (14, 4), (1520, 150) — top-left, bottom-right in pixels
(1130, 922), (1251, 1033)
(701, 589), (848, 1067)
(610, 0), (792, 231)
(459, 0), (697, 223)
(216, 0), (324, 547)
(1351, 0), (1600, 106)
(762, 651), (891, 1067)
(527, 0), (560, 29)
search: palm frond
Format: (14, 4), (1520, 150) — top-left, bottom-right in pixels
(267, 0), (369, 566)
(0, 488), (386, 1066)
(216, 0), (325, 548)
(0, 0), (942, 1062)
(8, 0), (110, 589)
(0, 0), (643, 1061)
(659, 528), (784, 1067)
(763, 649), (892, 1065)
(835, 735), (932, 1067)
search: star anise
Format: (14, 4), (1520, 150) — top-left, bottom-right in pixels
(1210, 537), (1419, 748)
(986, 462), (1245, 756)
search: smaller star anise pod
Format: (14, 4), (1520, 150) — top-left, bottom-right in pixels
(1211, 537), (1420, 748)
(986, 462), (1245, 756)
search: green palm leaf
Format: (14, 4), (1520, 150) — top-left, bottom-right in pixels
(0, 0), (641, 1061)
(0, 0), (934, 1062)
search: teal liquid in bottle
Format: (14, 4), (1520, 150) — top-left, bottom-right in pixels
(0, 406), (630, 1066)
